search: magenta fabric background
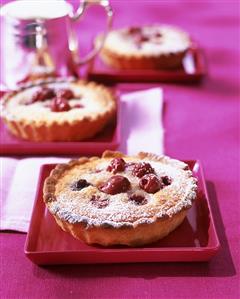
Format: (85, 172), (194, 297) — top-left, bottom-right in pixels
(1, 1), (240, 299)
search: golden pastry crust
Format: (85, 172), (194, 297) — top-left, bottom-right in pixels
(43, 151), (198, 246)
(99, 47), (187, 70)
(1, 78), (116, 141)
(96, 25), (191, 70)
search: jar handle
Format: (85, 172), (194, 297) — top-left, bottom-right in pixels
(69, 0), (113, 65)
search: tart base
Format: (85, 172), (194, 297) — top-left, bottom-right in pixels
(99, 47), (187, 70)
(2, 111), (114, 142)
(53, 210), (187, 246)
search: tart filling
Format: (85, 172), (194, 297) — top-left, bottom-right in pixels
(102, 25), (191, 56)
(43, 151), (198, 246)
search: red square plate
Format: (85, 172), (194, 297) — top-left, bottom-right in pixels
(87, 46), (207, 84)
(0, 102), (121, 156)
(24, 160), (220, 265)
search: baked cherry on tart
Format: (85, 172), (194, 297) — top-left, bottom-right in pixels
(43, 151), (198, 247)
(1, 79), (116, 141)
(96, 25), (191, 70)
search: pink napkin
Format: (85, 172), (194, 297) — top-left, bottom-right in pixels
(0, 88), (164, 232)
(119, 88), (164, 154)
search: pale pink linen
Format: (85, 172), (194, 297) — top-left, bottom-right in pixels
(0, 88), (164, 232)
(119, 88), (164, 155)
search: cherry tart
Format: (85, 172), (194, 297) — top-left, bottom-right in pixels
(43, 151), (198, 247)
(1, 78), (116, 141)
(96, 25), (191, 70)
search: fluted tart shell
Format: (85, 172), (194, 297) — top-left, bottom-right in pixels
(43, 151), (198, 247)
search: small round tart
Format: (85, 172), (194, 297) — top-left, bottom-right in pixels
(43, 151), (198, 247)
(96, 25), (191, 70)
(1, 78), (116, 141)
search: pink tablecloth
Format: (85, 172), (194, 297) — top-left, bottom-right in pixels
(1, 1), (239, 299)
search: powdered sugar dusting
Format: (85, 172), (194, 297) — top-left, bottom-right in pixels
(102, 25), (191, 56)
(49, 156), (197, 228)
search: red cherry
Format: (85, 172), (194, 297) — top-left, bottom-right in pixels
(90, 195), (109, 209)
(51, 97), (71, 112)
(28, 87), (55, 104)
(139, 174), (162, 194)
(71, 179), (91, 191)
(73, 103), (84, 109)
(139, 35), (150, 43)
(161, 176), (172, 186)
(129, 194), (147, 205)
(99, 175), (130, 195)
(132, 162), (155, 178)
(56, 89), (74, 100)
(154, 32), (162, 38)
(128, 26), (142, 35)
(107, 158), (126, 174)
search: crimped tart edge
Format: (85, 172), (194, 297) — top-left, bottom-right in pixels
(43, 151), (198, 229)
(99, 46), (187, 70)
(0, 78), (116, 141)
(1, 108), (115, 141)
(52, 209), (188, 246)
